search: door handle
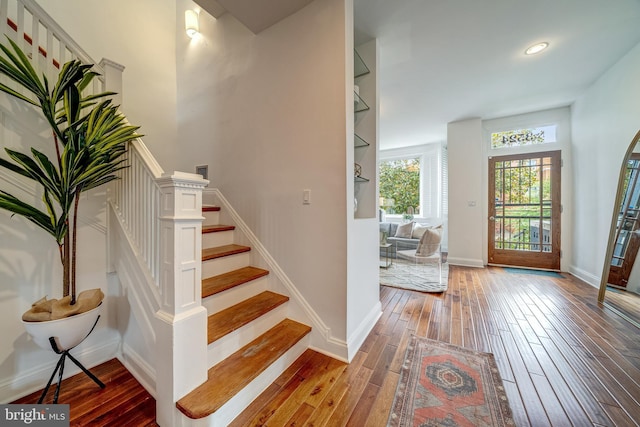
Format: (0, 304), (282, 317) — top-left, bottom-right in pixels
(489, 216), (495, 221)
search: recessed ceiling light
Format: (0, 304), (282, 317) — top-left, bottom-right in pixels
(525, 42), (549, 55)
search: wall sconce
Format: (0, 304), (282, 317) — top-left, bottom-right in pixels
(185, 10), (200, 38)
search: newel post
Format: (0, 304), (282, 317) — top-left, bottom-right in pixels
(98, 58), (124, 106)
(155, 172), (209, 427)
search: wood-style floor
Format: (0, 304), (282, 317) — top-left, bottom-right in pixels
(233, 266), (640, 426)
(11, 358), (157, 426)
(603, 286), (640, 328)
(13, 266), (640, 426)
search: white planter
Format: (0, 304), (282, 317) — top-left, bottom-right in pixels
(22, 303), (102, 351)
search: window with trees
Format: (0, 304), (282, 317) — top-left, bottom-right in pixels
(379, 144), (443, 219)
(379, 158), (420, 215)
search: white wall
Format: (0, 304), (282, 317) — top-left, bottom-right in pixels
(175, 0), (352, 345)
(0, 0), (179, 402)
(0, 149), (119, 402)
(347, 34), (380, 359)
(0, 40), (123, 399)
(36, 0), (179, 170)
(571, 40), (640, 286)
(447, 107), (573, 270)
(447, 118), (484, 267)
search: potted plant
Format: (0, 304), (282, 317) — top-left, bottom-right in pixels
(0, 37), (140, 350)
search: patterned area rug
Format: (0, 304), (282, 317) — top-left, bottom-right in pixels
(388, 336), (515, 427)
(380, 258), (448, 293)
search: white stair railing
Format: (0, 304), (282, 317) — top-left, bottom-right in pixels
(109, 137), (209, 427)
(0, 0), (105, 97)
(110, 140), (164, 293)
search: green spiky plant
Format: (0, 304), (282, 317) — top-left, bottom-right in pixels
(0, 37), (140, 308)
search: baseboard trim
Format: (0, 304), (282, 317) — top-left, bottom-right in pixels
(0, 334), (119, 403)
(568, 265), (600, 288)
(447, 257), (484, 268)
(346, 301), (382, 362)
(119, 343), (157, 398)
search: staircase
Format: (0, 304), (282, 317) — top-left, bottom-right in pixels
(176, 205), (312, 425)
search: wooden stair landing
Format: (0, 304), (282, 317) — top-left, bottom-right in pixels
(203, 266), (269, 298)
(177, 319), (311, 419)
(207, 291), (289, 344)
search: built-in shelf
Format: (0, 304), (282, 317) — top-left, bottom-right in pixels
(354, 49), (370, 78)
(354, 91), (369, 112)
(354, 47), (373, 217)
(355, 133), (370, 148)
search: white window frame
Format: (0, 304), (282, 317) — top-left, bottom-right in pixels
(379, 143), (442, 220)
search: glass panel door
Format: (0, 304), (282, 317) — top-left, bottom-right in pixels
(488, 151), (561, 270)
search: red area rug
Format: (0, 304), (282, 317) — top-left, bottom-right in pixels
(388, 336), (515, 427)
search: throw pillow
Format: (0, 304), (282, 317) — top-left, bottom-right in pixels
(394, 222), (414, 238)
(412, 223), (429, 239)
(416, 225), (443, 257)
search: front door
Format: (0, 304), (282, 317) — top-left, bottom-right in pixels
(488, 151), (561, 270)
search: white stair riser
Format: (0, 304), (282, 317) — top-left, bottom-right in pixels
(202, 230), (235, 248)
(207, 304), (288, 367)
(202, 252), (251, 278)
(203, 210), (220, 225)
(189, 336), (310, 427)
(202, 276), (269, 314)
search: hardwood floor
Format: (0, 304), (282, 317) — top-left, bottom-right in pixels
(233, 266), (640, 426)
(11, 358), (157, 426)
(603, 286), (640, 328)
(12, 266), (640, 426)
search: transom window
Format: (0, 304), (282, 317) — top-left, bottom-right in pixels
(491, 125), (557, 149)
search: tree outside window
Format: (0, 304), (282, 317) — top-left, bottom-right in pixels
(379, 158), (420, 215)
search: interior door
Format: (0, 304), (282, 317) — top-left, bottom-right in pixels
(488, 151), (561, 270)
(608, 154), (640, 287)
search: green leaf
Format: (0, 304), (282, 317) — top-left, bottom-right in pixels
(0, 190), (58, 238)
(63, 85), (81, 125)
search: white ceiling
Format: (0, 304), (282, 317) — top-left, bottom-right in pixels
(195, 0), (314, 33)
(354, 0), (640, 150)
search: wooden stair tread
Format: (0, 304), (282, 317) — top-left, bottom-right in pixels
(208, 291), (289, 344)
(177, 319), (311, 419)
(203, 224), (235, 233)
(202, 266), (270, 298)
(203, 206), (221, 212)
(202, 244), (250, 261)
